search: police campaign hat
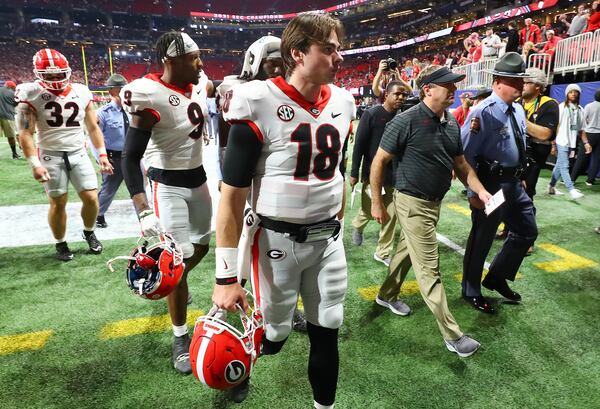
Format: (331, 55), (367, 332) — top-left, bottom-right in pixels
(106, 74), (128, 88)
(484, 52), (533, 78)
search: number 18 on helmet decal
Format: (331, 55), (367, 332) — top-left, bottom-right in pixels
(106, 233), (185, 300)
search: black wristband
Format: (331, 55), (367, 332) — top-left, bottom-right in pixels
(216, 277), (238, 285)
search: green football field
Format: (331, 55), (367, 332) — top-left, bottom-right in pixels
(0, 140), (599, 409)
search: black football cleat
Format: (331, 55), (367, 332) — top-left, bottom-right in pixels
(83, 230), (103, 254)
(55, 242), (74, 262)
(230, 378), (250, 403)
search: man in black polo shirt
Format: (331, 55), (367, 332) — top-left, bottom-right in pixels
(370, 65), (491, 357)
(350, 81), (406, 267)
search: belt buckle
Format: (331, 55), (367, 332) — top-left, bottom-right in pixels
(514, 167), (524, 178)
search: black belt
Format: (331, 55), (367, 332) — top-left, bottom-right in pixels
(398, 190), (442, 202)
(476, 158), (525, 180)
(259, 215), (340, 243)
(61, 152), (72, 171)
(106, 149), (122, 159)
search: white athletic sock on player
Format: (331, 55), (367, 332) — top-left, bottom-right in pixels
(172, 324), (188, 337)
(314, 401), (334, 409)
(55, 237), (66, 243)
(84, 226), (95, 232)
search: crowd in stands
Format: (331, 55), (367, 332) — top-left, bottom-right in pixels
(2, 1), (599, 92)
(338, 1), (600, 92)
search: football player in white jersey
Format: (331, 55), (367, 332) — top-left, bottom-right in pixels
(15, 48), (112, 261)
(215, 35), (283, 183)
(120, 32), (211, 375)
(215, 35), (310, 333)
(212, 14), (356, 408)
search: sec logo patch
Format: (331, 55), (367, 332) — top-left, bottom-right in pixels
(277, 105), (294, 122)
(169, 95), (180, 106)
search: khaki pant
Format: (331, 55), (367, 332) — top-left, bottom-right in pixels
(379, 191), (462, 340)
(0, 118), (16, 139)
(351, 183), (396, 258)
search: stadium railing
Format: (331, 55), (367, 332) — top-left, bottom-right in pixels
(553, 31), (597, 76)
(453, 30), (600, 89)
(528, 53), (552, 84)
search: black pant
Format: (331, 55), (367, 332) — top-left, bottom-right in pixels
(524, 142), (552, 199)
(570, 133), (600, 184)
(462, 179), (538, 297)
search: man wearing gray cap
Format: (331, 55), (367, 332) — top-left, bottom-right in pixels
(371, 65), (491, 357)
(95, 74), (130, 228)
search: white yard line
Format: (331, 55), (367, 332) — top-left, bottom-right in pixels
(436, 232), (491, 270)
(0, 144), (222, 249)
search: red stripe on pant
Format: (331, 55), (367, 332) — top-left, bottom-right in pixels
(251, 228), (262, 309)
(152, 181), (160, 217)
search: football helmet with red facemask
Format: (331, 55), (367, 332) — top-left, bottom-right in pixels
(190, 296), (264, 390)
(33, 48), (72, 91)
(106, 233), (185, 300)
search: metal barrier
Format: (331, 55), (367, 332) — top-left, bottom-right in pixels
(591, 29), (600, 73)
(554, 31), (594, 75)
(528, 53), (552, 84)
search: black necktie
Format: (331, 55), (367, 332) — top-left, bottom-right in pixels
(121, 109), (129, 134)
(507, 105), (526, 166)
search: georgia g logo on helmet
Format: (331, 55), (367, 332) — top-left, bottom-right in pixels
(224, 360), (247, 384)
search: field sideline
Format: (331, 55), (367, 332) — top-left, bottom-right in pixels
(0, 139), (599, 409)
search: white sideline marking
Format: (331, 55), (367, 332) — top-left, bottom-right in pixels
(0, 144), (221, 248)
(436, 232), (491, 270)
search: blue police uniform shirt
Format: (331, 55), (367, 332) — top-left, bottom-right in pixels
(461, 91), (527, 169)
(97, 100), (129, 152)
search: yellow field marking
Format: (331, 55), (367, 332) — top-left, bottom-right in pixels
(0, 330), (53, 355)
(453, 269), (523, 282)
(297, 296), (304, 311)
(357, 281), (420, 301)
(100, 309), (204, 340)
(445, 203), (471, 217)
(534, 243), (597, 273)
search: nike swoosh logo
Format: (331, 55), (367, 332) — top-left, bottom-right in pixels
(223, 259), (228, 270)
(331, 112), (342, 118)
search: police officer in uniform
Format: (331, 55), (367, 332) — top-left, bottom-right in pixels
(461, 53), (538, 314)
(96, 74), (129, 228)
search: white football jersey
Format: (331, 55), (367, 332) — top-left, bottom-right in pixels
(121, 74), (209, 170)
(223, 77), (356, 224)
(15, 81), (92, 151)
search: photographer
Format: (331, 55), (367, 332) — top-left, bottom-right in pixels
(372, 58), (411, 101)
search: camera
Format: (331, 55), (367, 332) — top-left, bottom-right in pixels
(384, 58), (397, 71)
(400, 96), (420, 112)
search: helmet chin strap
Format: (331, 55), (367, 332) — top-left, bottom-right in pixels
(137, 278), (146, 295)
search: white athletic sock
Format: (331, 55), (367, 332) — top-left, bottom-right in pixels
(172, 324), (188, 337)
(55, 237), (66, 244)
(83, 227), (95, 232)
(314, 401), (334, 409)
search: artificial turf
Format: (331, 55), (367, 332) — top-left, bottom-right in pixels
(1, 139), (599, 409)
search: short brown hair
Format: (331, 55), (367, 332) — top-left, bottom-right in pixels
(280, 13), (344, 75)
(416, 65), (444, 100)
